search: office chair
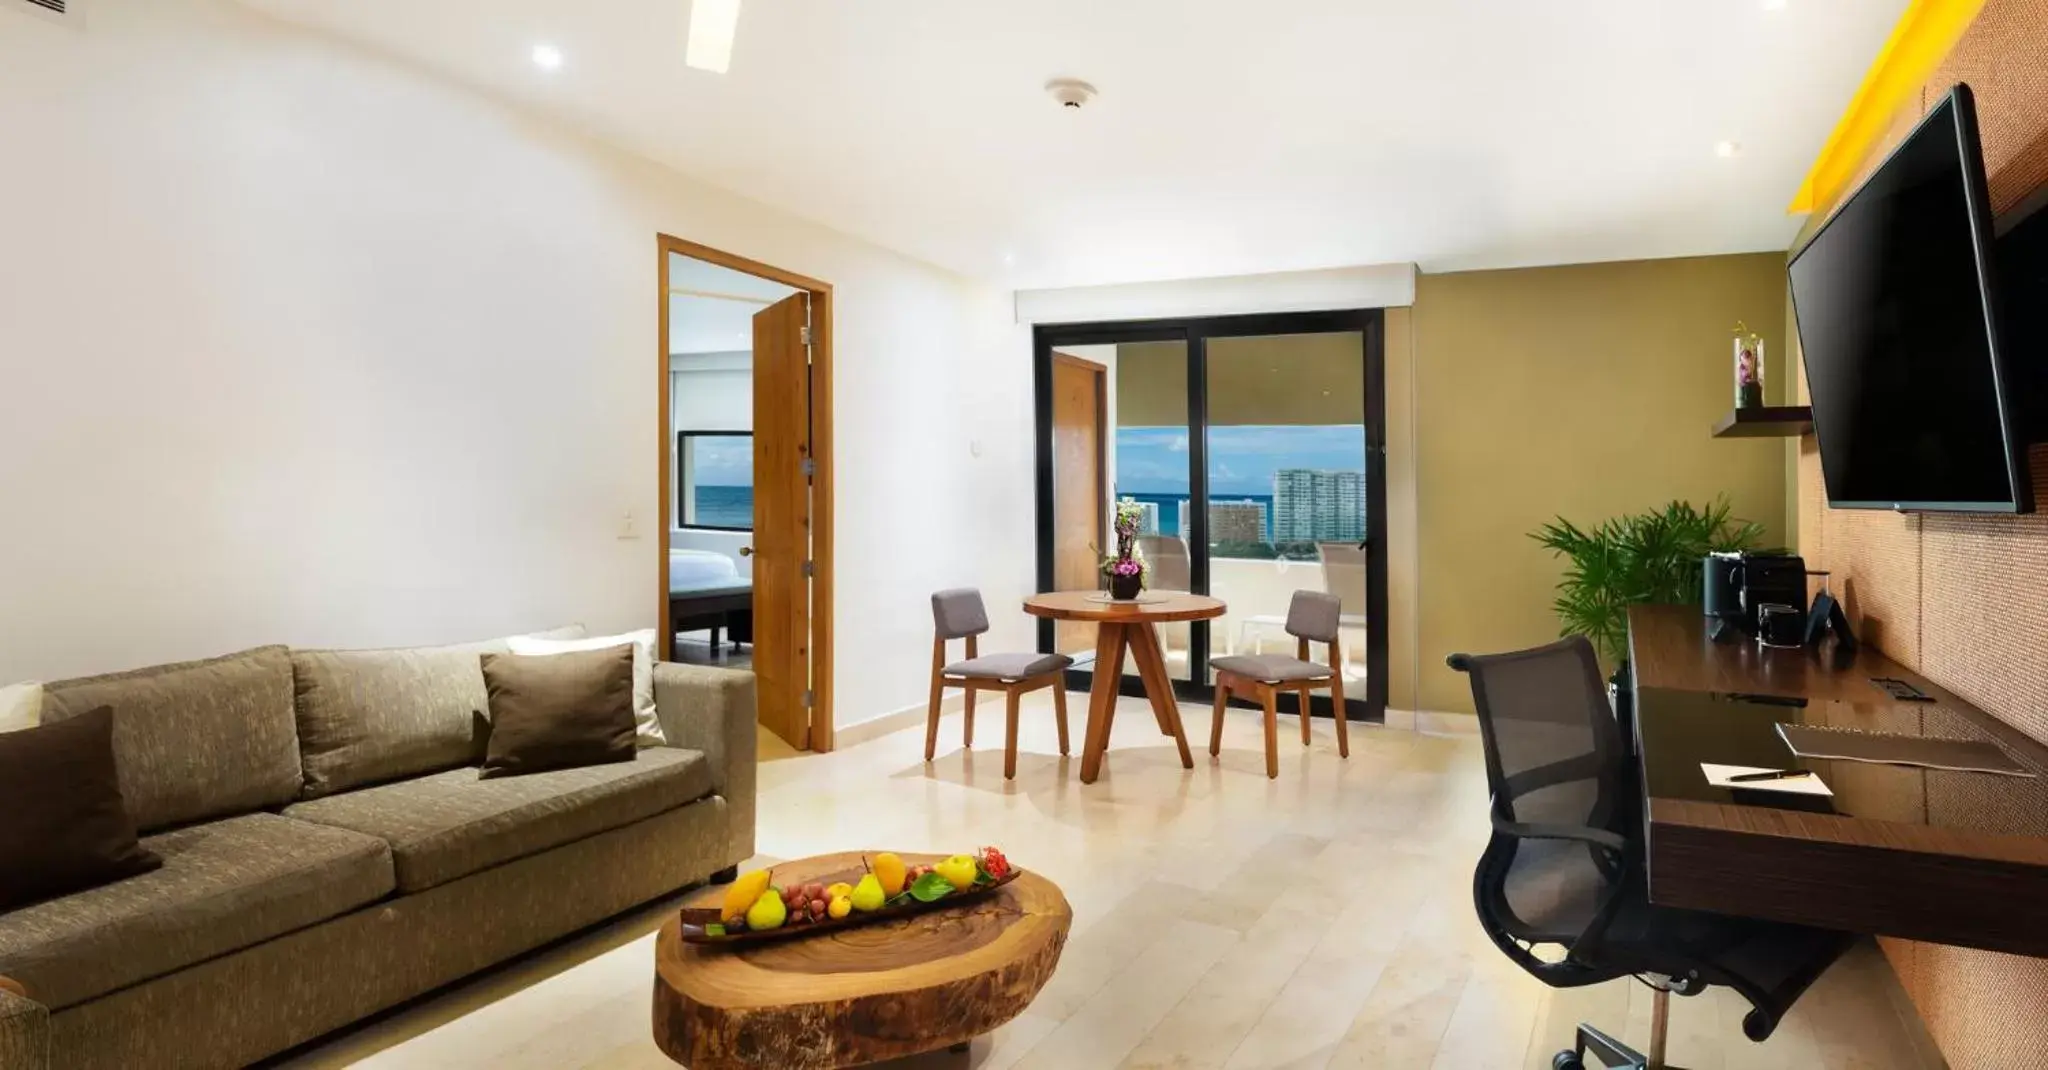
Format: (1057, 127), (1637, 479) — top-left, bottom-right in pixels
(1448, 637), (1852, 1070)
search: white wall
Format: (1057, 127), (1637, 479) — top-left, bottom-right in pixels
(0, 0), (1035, 728)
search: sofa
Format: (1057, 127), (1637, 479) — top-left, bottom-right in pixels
(0, 632), (756, 1070)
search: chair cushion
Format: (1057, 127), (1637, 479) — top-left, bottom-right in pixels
(291, 625), (586, 799)
(42, 647), (301, 832)
(0, 813), (393, 1010)
(1211, 653), (1333, 683)
(284, 747), (712, 893)
(944, 652), (1073, 681)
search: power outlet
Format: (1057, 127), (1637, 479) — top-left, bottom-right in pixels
(616, 510), (641, 540)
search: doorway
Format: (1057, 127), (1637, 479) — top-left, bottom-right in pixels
(657, 236), (836, 752)
(1031, 310), (1389, 724)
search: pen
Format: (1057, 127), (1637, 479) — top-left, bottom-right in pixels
(1728, 769), (1813, 783)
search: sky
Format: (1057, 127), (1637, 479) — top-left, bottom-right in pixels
(687, 435), (753, 487)
(1116, 424), (1367, 496)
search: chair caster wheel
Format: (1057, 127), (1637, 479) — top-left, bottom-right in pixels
(1553, 1052), (1584, 1070)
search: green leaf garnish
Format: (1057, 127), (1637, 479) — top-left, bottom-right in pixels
(705, 923), (726, 937)
(973, 868), (996, 886)
(909, 871), (955, 902)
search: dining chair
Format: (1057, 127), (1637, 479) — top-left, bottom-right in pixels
(1208, 589), (1351, 778)
(926, 588), (1073, 779)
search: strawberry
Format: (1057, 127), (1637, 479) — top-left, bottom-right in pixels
(977, 846), (1010, 880)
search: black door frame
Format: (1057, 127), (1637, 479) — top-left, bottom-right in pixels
(1031, 308), (1389, 724)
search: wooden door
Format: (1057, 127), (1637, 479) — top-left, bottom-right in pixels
(1050, 353), (1107, 655)
(753, 293), (811, 749)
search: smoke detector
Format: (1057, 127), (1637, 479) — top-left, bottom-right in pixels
(1045, 79), (1098, 110)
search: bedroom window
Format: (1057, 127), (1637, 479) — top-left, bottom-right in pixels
(677, 431), (753, 531)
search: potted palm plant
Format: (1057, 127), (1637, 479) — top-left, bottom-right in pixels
(1531, 498), (1765, 667)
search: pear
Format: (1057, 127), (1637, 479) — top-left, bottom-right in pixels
(872, 852), (908, 897)
(721, 869), (772, 922)
(745, 889), (788, 931)
(850, 873), (886, 912)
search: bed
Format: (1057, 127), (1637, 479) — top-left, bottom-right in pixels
(669, 549), (752, 651)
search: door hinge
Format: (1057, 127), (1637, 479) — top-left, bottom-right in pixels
(800, 325), (814, 345)
(800, 457), (816, 478)
(802, 689), (816, 708)
(801, 560), (815, 578)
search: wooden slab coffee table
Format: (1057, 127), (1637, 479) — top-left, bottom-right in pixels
(652, 852), (1071, 1068)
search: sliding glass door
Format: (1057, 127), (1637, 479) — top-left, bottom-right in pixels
(1033, 310), (1387, 723)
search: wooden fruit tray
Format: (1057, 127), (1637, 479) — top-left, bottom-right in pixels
(678, 863), (1022, 947)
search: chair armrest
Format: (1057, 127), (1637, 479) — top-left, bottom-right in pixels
(1490, 811), (1627, 854)
(653, 663), (757, 866)
(0, 981), (49, 1070)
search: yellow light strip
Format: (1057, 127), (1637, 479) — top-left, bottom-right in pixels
(1788, 0), (1987, 215)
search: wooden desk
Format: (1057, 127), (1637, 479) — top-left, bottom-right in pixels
(1022, 591), (1223, 784)
(1628, 604), (2048, 957)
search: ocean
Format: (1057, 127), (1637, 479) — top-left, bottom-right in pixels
(689, 485), (753, 529)
(1120, 492), (1276, 542)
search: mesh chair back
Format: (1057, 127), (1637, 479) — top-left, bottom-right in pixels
(931, 588), (990, 639)
(1450, 636), (1624, 945)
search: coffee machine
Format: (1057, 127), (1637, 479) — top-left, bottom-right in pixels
(1703, 551), (1807, 641)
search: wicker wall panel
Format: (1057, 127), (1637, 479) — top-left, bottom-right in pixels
(1802, 4), (2048, 1065)
(1933, 0), (2048, 215)
(1821, 505), (1923, 668)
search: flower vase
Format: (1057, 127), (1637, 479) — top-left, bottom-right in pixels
(1734, 336), (1765, 409)
(1109, 572), (1142, 601)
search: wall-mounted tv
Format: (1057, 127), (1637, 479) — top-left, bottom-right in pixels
(1789, 84), (2032, 513)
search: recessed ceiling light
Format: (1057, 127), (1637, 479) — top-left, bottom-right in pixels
(1716, 140), (1743, 159)
(532, 44), (564, 71)
(1000, 251), (1018, 267)
(687, 0), (742, 74)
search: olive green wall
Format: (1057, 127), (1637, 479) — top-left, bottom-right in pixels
(1413, 253), (1791, 714)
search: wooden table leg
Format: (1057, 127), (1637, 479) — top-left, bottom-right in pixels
(1080, 624), (1128, 784)
(1130, 624), (1194, 769)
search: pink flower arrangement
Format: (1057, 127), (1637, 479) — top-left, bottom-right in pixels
(1101, 498), (1149, 587)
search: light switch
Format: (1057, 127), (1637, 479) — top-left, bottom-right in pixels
(617, 510), (641, 540)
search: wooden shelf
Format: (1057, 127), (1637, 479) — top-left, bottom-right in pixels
(1711, 405), (1812, 439)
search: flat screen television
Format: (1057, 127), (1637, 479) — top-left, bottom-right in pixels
(1789, 84), (2032, 513)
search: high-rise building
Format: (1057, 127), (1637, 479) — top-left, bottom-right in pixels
(1183, 498), (1269, 544)
(1273, 469), (1366, 542)
(1129, 500), (1162, 536)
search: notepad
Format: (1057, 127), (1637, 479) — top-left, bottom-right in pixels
(1700, 763), (1835, 797)
(1776, 724), (2037, 777)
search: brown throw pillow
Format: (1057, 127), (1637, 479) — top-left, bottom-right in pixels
(0, 706), (162, 910)
(478, 645), (637, 779)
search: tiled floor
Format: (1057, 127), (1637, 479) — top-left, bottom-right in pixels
(275, 694), (1945, 1070)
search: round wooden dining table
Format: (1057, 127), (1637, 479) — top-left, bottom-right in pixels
(1022, 591), (1226, 784)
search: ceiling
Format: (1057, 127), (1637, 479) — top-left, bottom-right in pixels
(668, 254), (798, 353)
(241, 0), (1906, 288)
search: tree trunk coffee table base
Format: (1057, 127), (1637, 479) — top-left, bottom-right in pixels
(652, 853), (1071, 1069)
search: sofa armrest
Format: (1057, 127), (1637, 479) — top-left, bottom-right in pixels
(652, 663), (757, 866)
(0, 981), (49, 1070)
